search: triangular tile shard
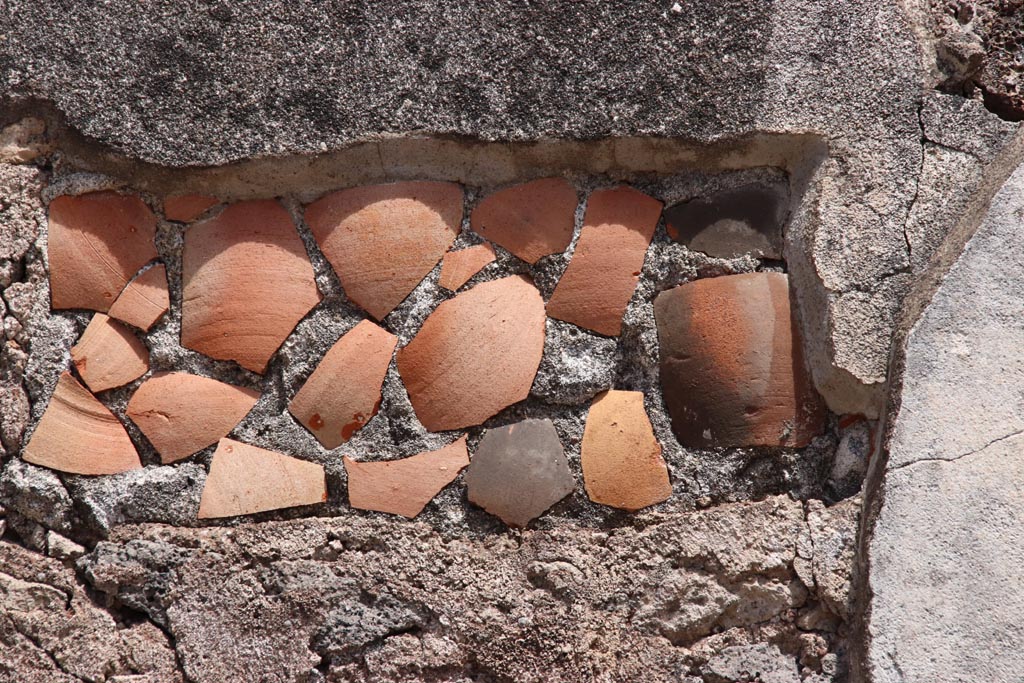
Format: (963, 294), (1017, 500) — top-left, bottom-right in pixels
(126, 372), (260, 464)
(438, 243), (497, 291)
(581, 390), (671, 511)
(469, 178), (577, 264)
(197, 438), (327, 519)
(181, 199), (322, 374)
(288, 320), (398, 449)
(546, 186), (662, 336)
(305, 181), (463, 320)
(70, 313), (150, 392)
(344, 436), (470, 518)
(48, 191), (159, 312)
(654, 272), (826, 448)
(164, 194), (219, 222)
(107, 264), (170, 331)
(465, 418), (575, 528)
(22, 372), (141, 475)
(396, 275), (546, 432)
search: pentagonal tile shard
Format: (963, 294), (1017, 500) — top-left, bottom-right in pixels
(164, 194), (219, 222)
(396, 275), (546, 432)
(181, 199), (321, 374)
(438, 243), (497, 291)
(470, 178), (577, 264)
(70, 313), (150, 392)
(107, 264), (169, 331)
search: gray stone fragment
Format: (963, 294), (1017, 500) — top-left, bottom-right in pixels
(45, 530), (86, 561)
(0, 458), (74, 533)
(806, 497), (859, 619)
(530, 318), (616, 405)
(703, 643), (800, 683)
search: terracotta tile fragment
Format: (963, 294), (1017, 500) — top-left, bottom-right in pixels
(70, 313), (150, 392)
(48, 191), (159, 312)
(164, 194), (219, 222)
(397, 275), (545, 431)
(546, 186), (662, 336)
(437, 243), (497, 291)
(22, 372), (141, 475)
(182, 199), (321, 374)
(465, 418), (575, 527)
(581, 390), (671, 511)
(470, 178), (577, 263)
(306, 182), (463, 319)
(288, 320), (397, 449)
(197, 438), (327, 519)
(126, 372), (260, 464)
(654, 272), (826, 448)
(107, 264), (169, 331)
(344, 436), (469, 518)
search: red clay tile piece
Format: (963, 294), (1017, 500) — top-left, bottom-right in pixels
(22, 371), (141, 475)
(344, 436), (469, 518)
(70, 313), (150, 392)
(305, 182), (463, 320)
(288, 320), (397, 449)
(581, 390), (671, 511)
(164, 194), (219, 222)
(107, 264), (169, 331)
(197, 438), (327, 519)
(546, 186), (662, 336)
(48, 191), (159, 312)
(470, 178), (577, 264)
(397, 275), (545, 432)
(654, 272), (826, 448)
(181, 199), (321, 374)
(126, 372), (260, 464)
(437, 243), (497, 291)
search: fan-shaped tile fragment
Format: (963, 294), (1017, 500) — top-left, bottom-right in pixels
(22, 372), (141, 475)
(288, 320), (397, 449)
(470, 178), (577, 264)
(465, 418), (575, 528)
(305, 182), (463, 319)
(344, 436), (469, 518)
(70, 314), (149, 392)
(654, 272), (825, 447)
(581, 390), (671, 511)
(107, 264), (169, 331)
(164, 194), (218, 222)
(197, 438), (327, 518)
(126, 372), (260, 464)
(546, 186), (662, 336)
(182, 199), (321, 374)
(396, 275), (545, 432)
(48, 191), (158, 312)
(438, 243), (496, 291)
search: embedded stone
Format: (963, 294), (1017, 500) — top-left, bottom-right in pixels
(107, 264), (169, 331)
(438, 243), (497, 291)
(48, 191), (158, 312)
(164, 194), (218, 222)
(396, 275), (545, 432)
(182, 199), (321, 374)
(344, 436), (469, 518)
(197, 438), (327, 518)
(22, 372), (141, 475)
(469, 177), (577, 263)
(70, 313), (150, 392)
(305, 181), (463, 319)
(581, 390), (671, 511)
(464, 418), (575, 527)
(288, 320), (397, 449)
(546, 185), (662, 336)
(654, 272), (826, 448)
(126, 372), (260, 464)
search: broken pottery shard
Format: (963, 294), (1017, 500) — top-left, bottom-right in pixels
(470, 178), (577, 263)
(397, 275), (545, 432)
(581, 390), (671, 511)
(126, 372), (260, 464)
(465, 418), (575, 528)
(305, 181), (463, 319)
(654, 272), (826, 448)
(48, 191), (159, 312)
(164, 194), (218, 222)
(438, 243), (497, 291)
(70, 313), (150, 392)
(288, 320), (397, 449)
(344, 436), (470, 518)
(107, 264), (169, 331)
(182, 199), (321, 374)
(22, 372), (141, 475)
(197, 438), (327, 518)
(664, 180), (789, 259)
(546, 185), (662, 336)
